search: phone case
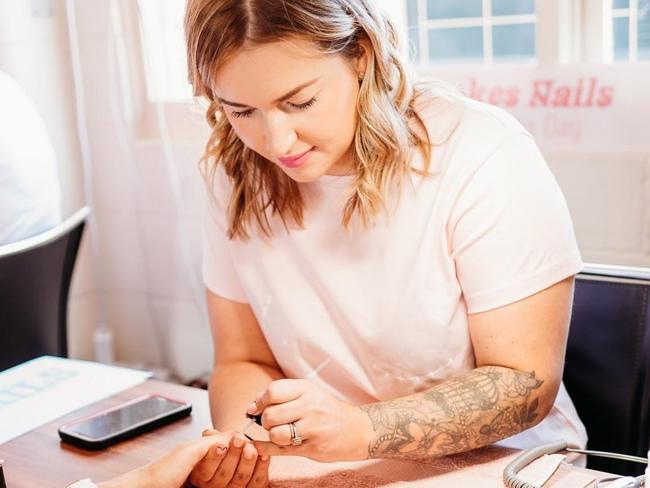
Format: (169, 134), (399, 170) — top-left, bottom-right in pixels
(58, 394), (192, 450)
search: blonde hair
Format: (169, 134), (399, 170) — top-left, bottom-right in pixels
(185, 0), (432, 239)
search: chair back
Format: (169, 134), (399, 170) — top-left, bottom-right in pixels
(0, 207), (89, 371)
(564, 263), (650, 475)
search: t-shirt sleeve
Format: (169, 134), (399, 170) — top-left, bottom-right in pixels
(201, 174), (249, 303)
(449, 131), (583, 314)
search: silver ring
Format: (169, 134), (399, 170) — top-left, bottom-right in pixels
(289, 421), (302, 446)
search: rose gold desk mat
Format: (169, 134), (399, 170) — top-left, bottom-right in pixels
(267, 447), (604, 487)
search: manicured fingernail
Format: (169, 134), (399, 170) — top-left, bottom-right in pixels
(261, 455), (269, 461)
(246, 402), (257, 413)
(216, 446), (227, 455)
(233, 436), (244, 448)
(244, 448), (255, 460)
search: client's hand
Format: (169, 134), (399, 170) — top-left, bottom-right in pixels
(96, 434), (230, 488)
(188, 429), (270, 488)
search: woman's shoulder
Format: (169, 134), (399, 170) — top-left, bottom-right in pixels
(203, 162), (234, 213)
(413, 79), (531, 150)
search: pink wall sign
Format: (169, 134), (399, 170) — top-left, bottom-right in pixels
(431, 64), (650, 152)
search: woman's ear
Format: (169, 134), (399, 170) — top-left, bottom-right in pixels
(354, 39), (370, 80)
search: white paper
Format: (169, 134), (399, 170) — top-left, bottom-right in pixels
(0, 356), (151, 444)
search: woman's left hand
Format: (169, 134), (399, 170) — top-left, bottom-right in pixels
(248, 379), (372, 462)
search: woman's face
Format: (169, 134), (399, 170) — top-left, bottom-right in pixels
(212, 38), (366, 182)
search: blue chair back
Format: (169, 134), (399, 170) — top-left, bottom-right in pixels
(564, 264), (650, 475)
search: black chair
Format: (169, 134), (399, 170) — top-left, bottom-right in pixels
(0, 207), (90, 371)
(564, 263), (650, 475)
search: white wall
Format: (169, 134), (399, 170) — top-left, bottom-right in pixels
(547, 153), (650, 266)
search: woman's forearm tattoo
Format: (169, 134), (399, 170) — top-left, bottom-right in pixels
(360, 366), (543, 460)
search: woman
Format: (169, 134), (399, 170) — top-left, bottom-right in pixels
(186, 0), (587, 486)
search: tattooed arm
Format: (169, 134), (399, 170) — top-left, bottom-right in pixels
(252, 277), (575, 463)
(361, 366), (543, 459)
(360, 277), (575, 461)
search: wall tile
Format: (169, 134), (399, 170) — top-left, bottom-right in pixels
(150, 298), (212, 382)
(547, 156), (647, 263)
(87, 123), (138, 212)
(133, 141), (205, 217)
(72, 0), (110, 38)
(93, 208), (150, 293)
(67, 292), (98, 360)
(103, 291), (161, 367)
(140, 213), (203, 302)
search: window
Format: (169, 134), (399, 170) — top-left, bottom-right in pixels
(406, 0), (537, 64)
(612, 0), (650, 61)
(136, 0), (540, 102)
(134, 0), (650, 103)
(137, 0), (192, 102)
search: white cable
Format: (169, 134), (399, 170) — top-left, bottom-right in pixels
(504, 441), (647, 488)
(600, 477), (640, 488)
(65, 0), (114, 364)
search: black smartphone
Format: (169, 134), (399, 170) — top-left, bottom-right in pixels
(58, 394), (192, 450)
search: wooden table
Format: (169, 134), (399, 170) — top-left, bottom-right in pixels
(0, 380), (609, 487)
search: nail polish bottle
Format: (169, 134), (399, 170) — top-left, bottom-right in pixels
(246, 412), (263, 426)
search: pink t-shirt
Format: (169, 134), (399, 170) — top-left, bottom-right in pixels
(202, 93), (587, 449)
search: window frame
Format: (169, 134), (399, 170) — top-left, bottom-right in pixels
(408, 0), (538, 64)
(611, 0), (650, 62)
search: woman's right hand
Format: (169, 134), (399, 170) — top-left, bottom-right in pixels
(189, 429), (270, 488)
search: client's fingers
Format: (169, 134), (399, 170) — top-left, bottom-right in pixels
(131, 435), (229, 488)
(206, 433), (247, 487)
(247, 453), (271, 488)
(189, 440), (229, 487)
(228, 442), (258, 487)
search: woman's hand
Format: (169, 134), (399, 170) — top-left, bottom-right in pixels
(248, 379), (373, 462)
(188, 430), (270, 488)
